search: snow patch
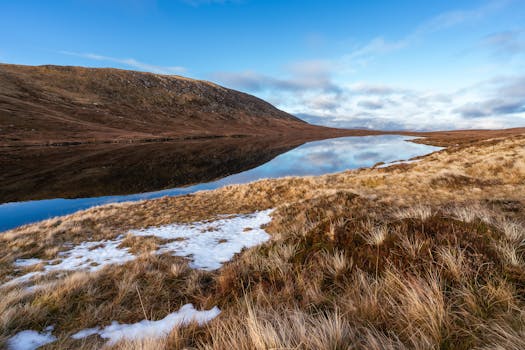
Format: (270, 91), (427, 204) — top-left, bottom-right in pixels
(72, 304), (220, 345)
(377, 159), (421, 168)
(2, 210), (273, 288)
(3, 237), (134, 288)
(47, 237), (135, 272)
(2, 272), (42, 288)
(14, 258), (43, 267)
(71, 327), (100, 339)
(8, 327), (56, 350)
(131, 209), (273, 270)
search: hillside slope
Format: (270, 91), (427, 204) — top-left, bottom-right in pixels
(0, 64), (364, 146)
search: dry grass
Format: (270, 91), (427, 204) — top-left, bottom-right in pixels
(0, 134), (524, 349)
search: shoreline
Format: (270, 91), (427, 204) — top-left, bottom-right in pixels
(0, 134), (441, 232)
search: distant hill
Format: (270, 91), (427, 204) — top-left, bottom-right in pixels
(0, 64), (375, 146)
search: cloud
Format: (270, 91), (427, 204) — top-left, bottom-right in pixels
(339, 0), (512, 70)
(307, 94), (341, 112)
(214, 66), (525, 130)
(455, 100), (525, 119)
(212, 59), (341, 94)
(341, 37), (409, 67)
(481, 30), (525, 57)
(453, 77), (525, 118)
(357, 100), (386, 110)
(180, 0), (241, 6)
(298, 113), (410, 131)
(420, 0), (511, 32)
(268, 73), (525, 131)
(59, 51), (186, 75)
(212, 0), (514, 90)
(207, 1), (525, 131)
(340, 76), (525, 130)
(347, 83), (404, 96)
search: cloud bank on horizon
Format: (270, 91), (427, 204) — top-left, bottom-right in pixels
(1, 0), (524, 130)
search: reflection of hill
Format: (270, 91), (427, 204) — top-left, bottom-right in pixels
(0, 136), (317, 202)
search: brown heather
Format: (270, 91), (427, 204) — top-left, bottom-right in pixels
(0, 133), (524, 349)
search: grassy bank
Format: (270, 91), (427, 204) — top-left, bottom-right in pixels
(1, 133), (524, 349)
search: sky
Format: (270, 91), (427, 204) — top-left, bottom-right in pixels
(1, 0), (524, 131)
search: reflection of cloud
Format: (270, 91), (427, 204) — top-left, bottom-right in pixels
(248, 135), (442, 178)
(354, 151), (381, 161)
(303, 151), (341, 168)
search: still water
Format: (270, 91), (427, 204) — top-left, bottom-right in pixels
(0, 135), (441, 231)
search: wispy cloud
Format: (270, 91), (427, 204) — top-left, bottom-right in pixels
(214, 0), (514, 91)
(210, 0), (523, 131)
(481, 29), (525, 57)
(180, 0), (241, 6)
(340, 0), (512, 68)
(419, 0), (511, 32)
(212, 60), (341, 94)
(59, 51), (186, 75)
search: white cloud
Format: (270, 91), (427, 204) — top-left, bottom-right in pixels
(294, 76), (525, 131)
(210, 0), (523, 131)
(59, 51), (186, 75)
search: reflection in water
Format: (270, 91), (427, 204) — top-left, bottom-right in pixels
(0, 137), (305, 202)
(0, 135), (441, 231)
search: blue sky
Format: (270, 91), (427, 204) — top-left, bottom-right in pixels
(1, 0), (524, 130)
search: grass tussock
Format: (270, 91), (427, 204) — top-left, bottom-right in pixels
(0, 134), (524, 349)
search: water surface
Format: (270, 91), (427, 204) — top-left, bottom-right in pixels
(0, 135), (441, 231)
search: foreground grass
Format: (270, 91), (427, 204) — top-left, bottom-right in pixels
(1, 134), (524, 349)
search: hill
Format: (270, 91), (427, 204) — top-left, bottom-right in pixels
(0, 64), (372, 146)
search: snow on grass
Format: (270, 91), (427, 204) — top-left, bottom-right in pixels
(2, 272), (42, 288)
(72, 304), (221, 345)
(7, 326), (56, 350)
(13, 258), (43, 267)
(2, 210), (274, 288)
(377, 159), (421, 168)
(46, 237), (135, 272)
(2, 237), (134, 288)
(130, 209), (273, 270)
